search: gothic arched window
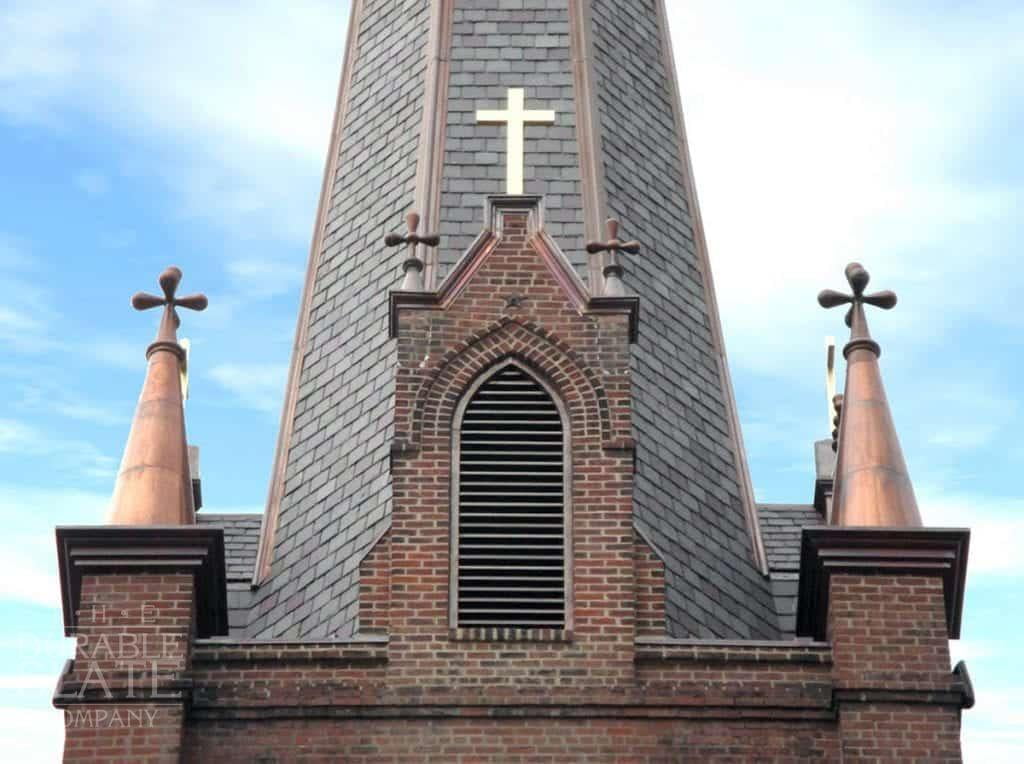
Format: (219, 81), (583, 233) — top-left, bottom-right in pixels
(451, 361), (570, 631)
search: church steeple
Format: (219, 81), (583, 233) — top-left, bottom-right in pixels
(251, 0), (776, 640)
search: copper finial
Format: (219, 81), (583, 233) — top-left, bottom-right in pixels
(131, 266), (208, 358)
(586, 218), (641, 297)
(819, 263), (920, 528)
(818, 262), (896, 357)
(109, 266), (206, 527)
(385, 211), (440, 291)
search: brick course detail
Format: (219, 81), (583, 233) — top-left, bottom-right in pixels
(170, 212), (967, 761)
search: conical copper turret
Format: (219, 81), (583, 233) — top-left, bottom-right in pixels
(108, 266), (207, 526)
(819, 263), (921, 528)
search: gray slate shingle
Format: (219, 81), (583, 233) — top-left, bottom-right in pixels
(250, 0), (794, 642)
(757, 504), (822, 636)
(197, 513), (262, 636)
(246, 0), (431, 639)
(590, 0), (779, 638)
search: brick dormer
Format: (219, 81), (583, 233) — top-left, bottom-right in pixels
(363, 195), (657, 692)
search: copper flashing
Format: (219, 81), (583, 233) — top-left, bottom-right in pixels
(567, 0), (610, 288)
(654, 0), (767, 574)
(819, 263), (921, 528)
(255, 0), (365, 585)
(795, 526), (970, 641)
(389, 196), (638, 341)
(415, 0), (454, 289)
(109, 267), (206, 527)
(55, 525), (228, 638)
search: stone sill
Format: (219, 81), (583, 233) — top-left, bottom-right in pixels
(635, 636), (832, 665)
(450, 627), (572, 643)
(192, 635), (388, 665)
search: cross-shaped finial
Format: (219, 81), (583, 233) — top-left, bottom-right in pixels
(385, 212), (439, 291)
(586, 219), (641, 297)
(818, 262), (896, 356)
(131, 266), (208, 356)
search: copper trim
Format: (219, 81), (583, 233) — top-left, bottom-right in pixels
(654, 0), (767, 574)
(416, 0), (453, 289)
(55, 525), (228, 639)
(255, 0), (365, 586)
(389, 197), (638, 342)
(795, 526), (970, 641)
(568, 0), (609, 288)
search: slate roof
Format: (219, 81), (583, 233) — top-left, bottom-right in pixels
(245, 0), (432, 639)
(251, 0), (784, 640)
(757, 504), (823, 637)
(198, 508), (818, 640)
(589, 0), (778, 638)
(198, 514), (261, 636)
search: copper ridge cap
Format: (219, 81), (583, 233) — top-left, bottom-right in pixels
(108, 267), (207, 526)
(818, 263), (921, 529)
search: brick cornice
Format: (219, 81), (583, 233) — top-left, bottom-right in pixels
(795, 526), (970, 641)
(56, 525), (228, 639)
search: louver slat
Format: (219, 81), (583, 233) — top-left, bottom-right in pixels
(457, 366), (565, 628)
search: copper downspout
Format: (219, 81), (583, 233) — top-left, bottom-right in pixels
(108, 267), (207, 526)
(820, 263), (922, 528)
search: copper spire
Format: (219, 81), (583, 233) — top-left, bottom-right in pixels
(586, 218), (641, 297)
(818, 263), (921, 528)
(108, 266), (207, 526)
(385, 211), (440, 291)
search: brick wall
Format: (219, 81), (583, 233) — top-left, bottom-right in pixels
(635, 533), (667, 636)
(829, 574), (964, 763)
(185, 717), (840, 762)
(384, 210), (637, 690)
(829, 574), (953, 689)
(173, 212), (968, 760)
(62, 573), (194, 763)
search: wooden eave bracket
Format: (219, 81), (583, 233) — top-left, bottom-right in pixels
(55, 525), (229, 639)
(795, 526), (970, 642)
(389, 196), (639, 341)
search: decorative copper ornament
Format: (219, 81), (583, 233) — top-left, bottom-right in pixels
(586, 218), (641, 297)
(385, 211), (440, 291)
(109, 267), (207, 526)
(819, 263), (921, 528)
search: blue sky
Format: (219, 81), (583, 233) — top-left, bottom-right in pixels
(0, 1), (1020, 760)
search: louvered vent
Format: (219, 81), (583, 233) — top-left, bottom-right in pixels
(457, 365), (566, 628)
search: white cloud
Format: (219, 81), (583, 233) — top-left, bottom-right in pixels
(226, 258), (305, 301)
(961, 688), (1024, 764)
(669, 1), (1024, 377)
(0, 675), (59, 690)
(0, 706), (65, 764)
(0, 419), (118, 481)
(0, 0), (344, 241)
(918, 491), (1024, 578)
(0, 485), (108, 606)
(208, 362), (288, 415)
(14, 383), (126, 427)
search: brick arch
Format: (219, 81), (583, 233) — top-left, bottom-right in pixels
(409, 317), (613, 449)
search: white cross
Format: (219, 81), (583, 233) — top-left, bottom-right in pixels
(476, 88), (556, 195)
